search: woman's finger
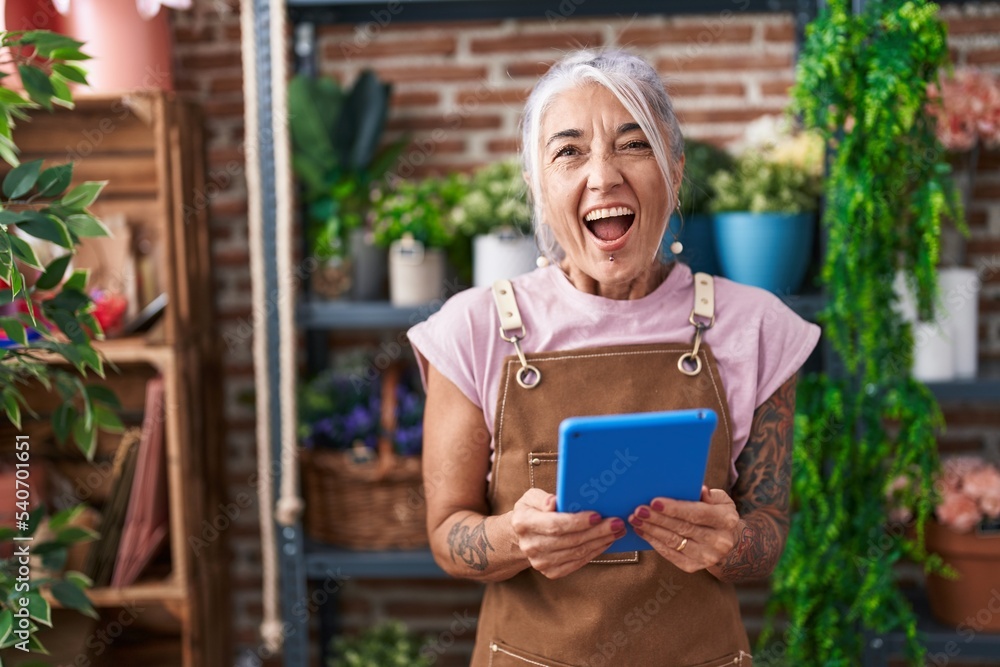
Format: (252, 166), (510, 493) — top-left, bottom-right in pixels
(535, 526), (624, 578)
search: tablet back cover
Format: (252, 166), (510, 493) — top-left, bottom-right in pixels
(557, 408), (717, 553)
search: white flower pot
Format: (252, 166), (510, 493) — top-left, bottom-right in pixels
(473, 228), (538, 288)
(894, 268), (981, 382)
(938, 267), (980, 379)
(388, 237), (445, 306)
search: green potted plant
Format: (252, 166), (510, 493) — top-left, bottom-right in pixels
(0, 29), (122, 662)
(371, 175), (464, 307)
(762, 1), (961, 664)
(663, 139), (733, 275)
(288, 70), (408, 300)
(450, 158), (537, 287)
(327, 620), (433, 667)
(707, 115), (824, 294)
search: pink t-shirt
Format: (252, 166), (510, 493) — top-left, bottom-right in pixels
(407, 263), (821, 485)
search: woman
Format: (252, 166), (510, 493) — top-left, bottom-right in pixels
(408, 50), (820, 667)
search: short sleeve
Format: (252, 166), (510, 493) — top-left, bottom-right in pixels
(754, 297), (822, 408)
(407, 287), (492, 409)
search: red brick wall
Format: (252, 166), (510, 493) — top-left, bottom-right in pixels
(169, 3), (1000, 664)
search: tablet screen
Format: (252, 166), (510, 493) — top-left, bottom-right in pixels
(557, 408), (716, 552)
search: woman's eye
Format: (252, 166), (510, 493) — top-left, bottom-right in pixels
(623, 140), (651, 150)
(554, 146), (579, 158)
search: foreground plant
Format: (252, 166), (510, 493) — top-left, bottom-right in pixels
(763, 1), (961, 664)
(1, 29), (119, 663)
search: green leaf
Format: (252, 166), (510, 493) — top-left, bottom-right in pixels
(49, 504), (85, 532)
(94, 404), (123, 432)
(50, 76), (72, 107)
(34, 253), (72, 290)
(19, 31), (85, 57)
(2, 390), (22, 429)
(50, 47), (91, 62)
(17, 65), (55, 109)
(52, 63), (88, 85)
(60, 181), (106, 210)
(25, 593), (51, 628)
(78, 343), (103, 376)
(62, 269), (88, 293)
(16, 211), (73, 248)
(40, 546), (68, 573)
(56, 525), (98, 545)
(52, 402), (74, 444)
(0, 87), (28, 106)
(65, 213), (110, 238)
(85, 384), (120, 409)
(7, 233), (40, 268)
(64, 571), (94, 590)
(26, 504), (45, 537)
(26, 633), (48, 654)
(2, 158), (42, 199)
(0, 316), (27, 345)
(50, 581), (97, 619)
(0, 609), (12, 648)
(36, 163), (73, 197)
(72, 415), (96, 460)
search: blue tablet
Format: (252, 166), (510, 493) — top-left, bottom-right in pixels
(557, 408), (717, 553)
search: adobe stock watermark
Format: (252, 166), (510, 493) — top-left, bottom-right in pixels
(238, 569), (351, 667)
(67, 602), (146, 666)
(339, 1), (406, 59)
(568, 448), (640, 509)
(925, 588), (1000, 666)
(583, 577), (683, 667)
(419, 609), (477, 663)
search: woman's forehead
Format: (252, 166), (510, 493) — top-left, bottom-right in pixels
(540, 83), (636, 132)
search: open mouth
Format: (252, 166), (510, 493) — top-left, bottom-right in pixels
(584, 206), (636, 243)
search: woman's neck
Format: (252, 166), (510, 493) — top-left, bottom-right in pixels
(560, 260), (673, 300)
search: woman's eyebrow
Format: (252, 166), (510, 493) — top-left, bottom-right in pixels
(617, 122), (642, 135)
(545, 128), (582, 147)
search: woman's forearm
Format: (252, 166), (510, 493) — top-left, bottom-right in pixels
(430, 510), (531, 582)
(707, 511), (787, 583)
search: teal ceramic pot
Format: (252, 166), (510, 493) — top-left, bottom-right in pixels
(661, 213), (720, 276)
(712, 212), (815, 294)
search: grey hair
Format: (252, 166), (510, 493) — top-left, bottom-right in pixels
(520, 50), (685, 262)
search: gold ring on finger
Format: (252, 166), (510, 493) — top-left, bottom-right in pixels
(676, 537), (688, 552)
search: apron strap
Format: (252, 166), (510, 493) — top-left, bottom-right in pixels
(679, 272), (716, 377)
(492, 280), (541, 389)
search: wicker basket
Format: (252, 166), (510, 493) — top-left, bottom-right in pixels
(300, 363), (428, 549)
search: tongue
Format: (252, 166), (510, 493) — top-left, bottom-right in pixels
(589, 215), (632, 241)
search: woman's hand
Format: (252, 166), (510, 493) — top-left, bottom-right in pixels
(627, 486), (740, 573)
(511, 488), (626, 579)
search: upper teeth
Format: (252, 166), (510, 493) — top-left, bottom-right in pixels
(585, 206), (635, 222)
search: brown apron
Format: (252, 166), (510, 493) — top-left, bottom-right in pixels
(469, 273), (752, 667)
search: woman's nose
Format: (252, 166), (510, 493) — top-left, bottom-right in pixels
(586, 155), (624, 192)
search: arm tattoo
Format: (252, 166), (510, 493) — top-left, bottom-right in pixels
(447, 517), (494, 571)
(716, 373), (796, 582)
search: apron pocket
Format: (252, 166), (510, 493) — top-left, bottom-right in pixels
(687, 650), (752, 667)
(488, 639), (577, 667)
(527, 451), (559, 493)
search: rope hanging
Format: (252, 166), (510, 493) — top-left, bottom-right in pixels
(239, 0), (300, 653)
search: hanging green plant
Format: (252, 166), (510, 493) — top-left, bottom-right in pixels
(762, 1), (962, 664)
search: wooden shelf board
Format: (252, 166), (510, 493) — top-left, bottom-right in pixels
(11, 338), (174, 366)
(45, 580), (185, 608)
